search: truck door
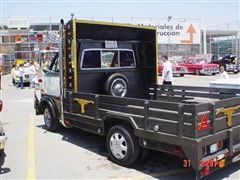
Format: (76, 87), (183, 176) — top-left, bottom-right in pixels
(42, 54), (60, 97)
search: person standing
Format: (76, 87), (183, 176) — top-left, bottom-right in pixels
(11, 63), (17, 85)
(162, 55), (173, 85)
(18, 63), (24, 89)
(219, 65), (229, 79)
(29, 61), (36, 88)
(0, 65), (3, 90)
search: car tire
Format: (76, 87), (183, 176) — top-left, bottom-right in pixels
(180, 74), (184, 77)
(107, 125), (140, 167)
(195, 69), (200, 75)
(234, 71), (238, 74)
(43, 105), (60, 132)
(104, 73), (128, 97)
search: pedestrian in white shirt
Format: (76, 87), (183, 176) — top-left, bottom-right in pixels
(29, 61), (36, 88)
(18, 63), (24, 89)
(219, 66), (229, 79)
(162, 55), (173, 85)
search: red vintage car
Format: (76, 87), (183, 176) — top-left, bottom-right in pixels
(158, 60), (188, 77)
(180, 57), (219, 75)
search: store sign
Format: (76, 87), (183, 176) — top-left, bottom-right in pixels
(135, 21), (200, 44)
(7, 17), (30, 29)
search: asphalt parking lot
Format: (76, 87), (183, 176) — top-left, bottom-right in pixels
(0, 74), (240, 180)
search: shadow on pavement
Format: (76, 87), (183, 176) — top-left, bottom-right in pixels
(0, 153), (11, 174)
(36, 124), (240, 179)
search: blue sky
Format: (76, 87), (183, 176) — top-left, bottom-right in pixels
(1, 0), (239, 27)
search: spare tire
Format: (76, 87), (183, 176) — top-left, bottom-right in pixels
(105, 73), (128, 97)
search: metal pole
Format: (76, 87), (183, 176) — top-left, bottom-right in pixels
(59, 19), (67, 127)
(209, 33), (212, 55)
(50, 16), (52, 31)
(202, 27), (207, 55)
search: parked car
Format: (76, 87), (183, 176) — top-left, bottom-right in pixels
(11, 63), (33, 86)
(158, 60), (188, 77)
(211, 54), (238, 74)
(0, 100), (7, 155)
(180, 57), (219, 75)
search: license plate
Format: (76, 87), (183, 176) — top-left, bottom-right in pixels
(232, 154), (240, 163)
(210, 143), (218, 153)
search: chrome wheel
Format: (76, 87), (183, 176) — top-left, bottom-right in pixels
(44, 108), (51, 128)
(195, 69), (200, 75)
(110, 78), (127, 97)
(110, 132), (128, 160)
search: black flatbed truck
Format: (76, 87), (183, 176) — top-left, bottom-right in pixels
(35, 18), (240, 179)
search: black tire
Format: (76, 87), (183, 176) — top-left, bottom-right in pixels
(234, 71), (238, 74)
(180, 74), (184, 77)
(195, 69), (200, 75)
(107, 125), (139, 167)
(43, 105), (60, 132)
(212, 73), (216, 75)
(104, 73), (128, 97)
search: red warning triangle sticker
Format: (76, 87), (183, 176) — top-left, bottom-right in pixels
(198, 114), (209, 131)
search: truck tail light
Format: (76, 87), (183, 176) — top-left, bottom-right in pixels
(217, 140), (223, 150)
(202, 146), (207, 156)
(0, 100), (2, 112)
(210, 140), (224, 154)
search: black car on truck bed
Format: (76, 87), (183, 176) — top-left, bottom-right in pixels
(35, 18), (240, 179)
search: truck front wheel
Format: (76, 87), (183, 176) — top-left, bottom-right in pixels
(43, 105), (60, 132)
(107, 125), (139, 166)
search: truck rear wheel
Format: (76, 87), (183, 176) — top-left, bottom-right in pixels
(43, 105), (60, 132)
(107, 125), (139, 166)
